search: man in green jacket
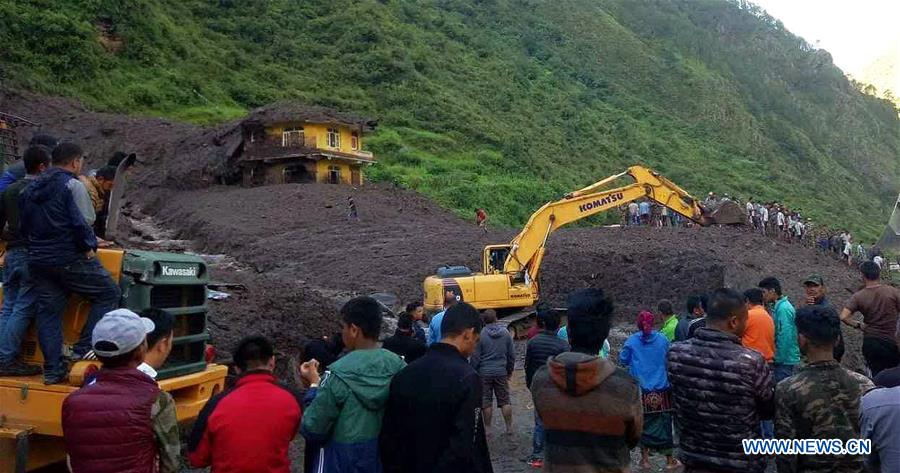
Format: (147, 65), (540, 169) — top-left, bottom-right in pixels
(300, 296), (406, 473)
(759, 277), (799, 383)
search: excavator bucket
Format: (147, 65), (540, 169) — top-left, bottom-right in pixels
(704, 200), (746, 225)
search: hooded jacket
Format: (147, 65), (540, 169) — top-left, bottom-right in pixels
(301, 348), (405, 473)
(20, 167), (98, 266)
(380, 343), (493, 473)
(531, 352), (642, 472)
(470, 322), (515, 378)
(619, 331), (670, 392)
(667, 327), (774, 473)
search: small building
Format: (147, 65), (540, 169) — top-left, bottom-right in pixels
(235, 103), (377, 187)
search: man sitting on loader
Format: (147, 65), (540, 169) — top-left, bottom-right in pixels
(20, 142), (121, 384)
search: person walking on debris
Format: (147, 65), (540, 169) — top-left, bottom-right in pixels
(675, 294), (707, 342)
(628, 201), (640, 226)
(531, 288), (642, 472)
(62, 310), (179, 473)
(759, 277), (799, 383)
(775, 305), (874, 473)
(619, 311), (680, 471)
(20, 142), (121, 384)
(347, 196), (359, 221)
(475, 208), (488, 233)
(0, 145), (51, 377)
(523, 307), (568, 468)
(189, 336), (302, 473)
(382, 313), (427, 364)
(841, 262), (900, 377)
(470, 309), (515, 435)
(301, 296), (406, 473)
(668, 288), (774, 473)
(380, 302), (493, 473)
(802, 275), (845, 363)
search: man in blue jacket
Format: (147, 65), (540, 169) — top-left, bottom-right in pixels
(20, 142), (121, 384)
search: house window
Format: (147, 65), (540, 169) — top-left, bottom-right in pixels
(282, 127), (304, 147)
(327, 128), (341, 149)
(328, 165), (341, 184)
(351, 131), (359, 150)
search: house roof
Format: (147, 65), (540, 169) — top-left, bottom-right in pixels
(242, 102), (377, 131)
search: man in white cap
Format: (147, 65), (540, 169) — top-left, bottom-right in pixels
(61, 309), (180, 473)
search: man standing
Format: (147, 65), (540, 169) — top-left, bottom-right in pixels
(382, 314), (427, 363)
(20, 142), (121, 384)
(840, 262), (900, 377)
(62, 310), (179, 473)
(347, 196), (359, 221)
(78, 165), (116, 237)
(137, 308), (174, 380)
(860, 385), (900, 473)
(628, 201), (640, 226)
(0, 145), (51, 376)
(775, 305), (874, 473)
(639, 200), (651, 226)
(524, 308), (568, 468)
(405, 302), (427, 343)
(380, 302), (492, 473)
(428, 292), (458, 346)
(470, 310), (515, 435)
(759, 277), (799, 383)
(189, 336), (302, 472)
(531, 288), (642, 472)
(742, 288), (775, 364)
(675, 294), (707, 341)
(301, 296), (406, 473)
(658, 299), (678, 342)
(668, 288), (774, 473)
(475, 208), (488, 233)
(0, 134), (58, 192)
(803, 275), (845, 363)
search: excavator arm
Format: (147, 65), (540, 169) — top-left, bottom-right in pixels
(502, 166), (709, 281)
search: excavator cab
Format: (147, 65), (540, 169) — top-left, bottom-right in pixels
(483, 245), (511, 274)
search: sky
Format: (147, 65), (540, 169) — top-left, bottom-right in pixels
(752, 0), (900, 74)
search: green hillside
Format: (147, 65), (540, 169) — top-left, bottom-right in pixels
(2, 0), (898, 239)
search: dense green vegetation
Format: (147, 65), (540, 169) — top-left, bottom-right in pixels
(2, 0), (898, 238)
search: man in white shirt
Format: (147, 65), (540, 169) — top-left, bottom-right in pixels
(758, 204), (769, 235)
(138, 308), (175, 379)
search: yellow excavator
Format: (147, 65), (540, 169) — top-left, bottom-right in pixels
(423, 166), (731, 331)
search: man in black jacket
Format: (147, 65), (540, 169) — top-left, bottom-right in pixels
(382, 314), (427, 363)
(523, 308), (568, 467)
(668, 288), (774, 473)
(380, 302), (492, 473)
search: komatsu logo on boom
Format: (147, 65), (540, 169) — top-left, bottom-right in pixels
(160, 265), (199, 277)
(578, 192), (624, 213)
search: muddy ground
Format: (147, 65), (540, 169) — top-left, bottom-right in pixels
(4, 90), (865, 472)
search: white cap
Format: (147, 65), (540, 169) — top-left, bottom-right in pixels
(91, 309), (155, 357)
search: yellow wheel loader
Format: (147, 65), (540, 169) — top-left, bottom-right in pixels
(423, 165), (733, 336)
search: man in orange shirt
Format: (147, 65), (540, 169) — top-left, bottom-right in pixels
(743, 287), (776, 439)
(742, 288), (775, 363)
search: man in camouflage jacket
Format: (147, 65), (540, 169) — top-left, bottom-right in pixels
(775, 305), (874, 473)
(668, 288), (774, 473)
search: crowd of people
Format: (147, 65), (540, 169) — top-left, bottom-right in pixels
(3, 138), (900, 472)
(0, 136), (126, 381)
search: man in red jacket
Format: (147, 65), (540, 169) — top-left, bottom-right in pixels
(188, 336), (303, 472)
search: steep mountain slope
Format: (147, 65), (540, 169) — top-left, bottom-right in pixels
(1, 0), (898, 237)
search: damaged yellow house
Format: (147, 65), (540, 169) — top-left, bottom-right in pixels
(236, 103), (376, 186)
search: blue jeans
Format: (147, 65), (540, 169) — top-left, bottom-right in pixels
(532, 411), (544, 458)
(0, 247), (39, 364)
(31, 255), (120, 373)
(774, 363), (796, 384)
